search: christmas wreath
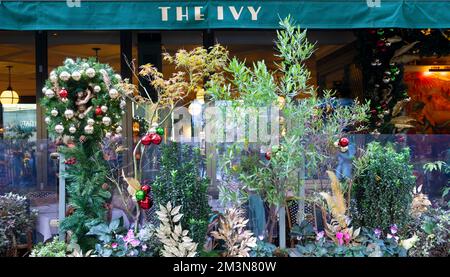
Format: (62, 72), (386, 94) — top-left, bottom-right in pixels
(41, 58), (128, 144)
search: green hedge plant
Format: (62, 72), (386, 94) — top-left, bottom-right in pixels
(152, 142), (210, 249)
(352, 142), (416, 232)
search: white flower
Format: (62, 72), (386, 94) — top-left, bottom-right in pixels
(59, 71), (70, 81)
(64, 58), (75, 65)
(109, 88), (119, 99)
(94, 85), (101, 93)
(86, 68), (96, 78)
(71, 71), (81, 81)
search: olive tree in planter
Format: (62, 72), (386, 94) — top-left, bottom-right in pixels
(207, 17), (369, 248)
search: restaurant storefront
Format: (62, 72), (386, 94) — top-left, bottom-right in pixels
(0, 0), (449, 244)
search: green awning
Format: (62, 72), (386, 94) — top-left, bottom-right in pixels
(0, 0), (449, 30)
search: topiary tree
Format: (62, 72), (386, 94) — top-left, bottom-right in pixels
(152, 142), (210, 249)
(352, 141), (416, 232)
(40, 58), (132, 249)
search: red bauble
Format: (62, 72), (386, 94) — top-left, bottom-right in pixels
(139, 196), (152, 210)
(338, 137), (349, 147)
(370, 109), (378, 115)
(376, 40), (385, 48)
(150, 133), (162, 145)
(59, 88), (68, 98)
(95, 107), (103, 116)
(141, 134), (152, 145)
(141, 184), (151, 195)
(265, 152), (271, 160)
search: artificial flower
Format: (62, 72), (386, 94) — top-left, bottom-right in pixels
(374, 228), (382, 238)
(336, 232), (344, 245)
(343, 232), (351, 244)
(316, 231), (325, 241)
(390, 224), (398, 234)
(111, 242), (118, 249)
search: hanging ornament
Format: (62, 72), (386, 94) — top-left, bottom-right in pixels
(370, 109), (378, 116)
(141, 184), (151, 195)
(114, 74), (122, 81)
(69, 125), (77, 134)
(86, 68), (96, 78)
(64, 157), (77, 165)
(79, 135), (87, 143)
(376, 40), (385, 48)
(87, 118), (95, 126)
(141, 134), (152, 145)
(50, 72), (58, 83)
(61, 98), (69, 103)
(150, 133), (162, 145)
(101, 105), (108, 113)
(51, 108), (58, 117)
(115, 126), (123, 133)
(156, 127), (164, 136)
(385, 41), (392, 47)
(338, 137), (349, 147)
(59, 88), (68, 98)
(382, 76), (391, 84)
(59, 71), (70, 81)
(102, 116), (111, 126)
(377, 29), (384, 36)
(109, 88), (119, 99)
(120, 99), (126, 109)
(71, 71), (81, 81)
(55, 124), (64, 134)
(139, 196), (152, 210)
(265, 151), (271, 160)
(135, 190), (146, 201)
(45, 89), (55, 98)
(102, 183), (109, 190)
(339, 146), (349, 153)
(94, 85), (101, 93)
(78, 113), (85, 119)
(81, 62), (90, 69)
(45, 117), (51, 124)
(94, 106), (102, 116)
(105, 132), (112, 138)
(84, 125), (94, 134)
(64, 109), (74, 119)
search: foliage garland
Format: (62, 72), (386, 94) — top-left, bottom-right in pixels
(40, 57), (131, 249)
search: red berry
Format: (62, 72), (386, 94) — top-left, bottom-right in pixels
(59, 88), (68, 98)
(265, 152), (271, 160)
(139, 196), (152, 210)
(141, 134), (152, 145)
(141, 184), (151, 195)
(95, 107), (102, 116)
(339, 137), (349, 147)
(150, 133), (162, 145)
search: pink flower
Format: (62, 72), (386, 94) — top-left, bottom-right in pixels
(390, 224), (398, 235)
(336, 232), (344, 245)
(316, 231), (325, 241)
(123, 229), (135, 243)
(374, 228), (382, 238)
(129, 239), (140, 247)
(141, 244), (147, 251)
(343, 232), (351, 244)
(387, 233), (399, 242)
(111, 242), (118, 249)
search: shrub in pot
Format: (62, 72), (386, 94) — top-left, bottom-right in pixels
(351, 142), (416, 232)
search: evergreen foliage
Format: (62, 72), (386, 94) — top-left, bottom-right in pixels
(352, 142), (416, 232)
(152, 142), (210, 248)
